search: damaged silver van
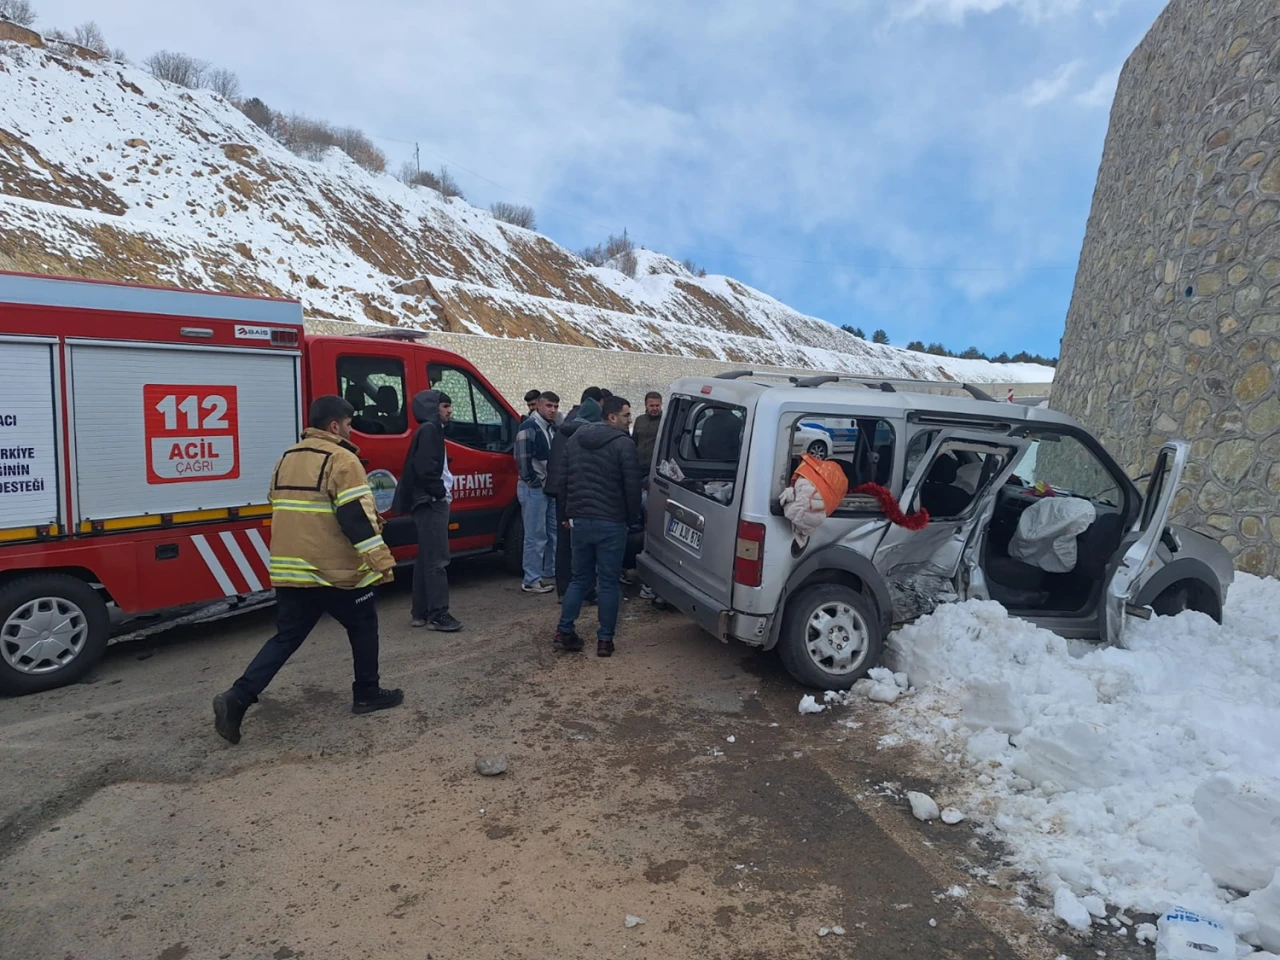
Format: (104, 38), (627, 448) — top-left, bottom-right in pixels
(637, 373), (1235, 689)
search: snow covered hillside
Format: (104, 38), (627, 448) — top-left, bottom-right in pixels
(815, 580), (1280, 957)
(0, 31), (1052, 384)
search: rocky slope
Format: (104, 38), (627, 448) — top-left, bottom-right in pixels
(0, 25), (1052, 383)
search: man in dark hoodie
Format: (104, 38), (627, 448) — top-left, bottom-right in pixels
(551, 395), (642, 657)
(545, 394), (601, 600)
(563, 385), (603, 424)
(392, 390), (463, 632)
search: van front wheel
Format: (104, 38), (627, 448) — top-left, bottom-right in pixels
(778, 583), (882, 690)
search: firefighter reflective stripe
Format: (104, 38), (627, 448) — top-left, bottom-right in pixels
(270, 569), (332, 586)
(268, 556), (332, 586)
(270, 498), (333, 514)
(269, 556), (315, 569)
(356, 569), (383, 587)
(353, 534), (386, 554)
(334, 485), (372, 507)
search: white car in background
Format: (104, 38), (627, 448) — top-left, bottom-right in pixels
(792, 424), (831, 459)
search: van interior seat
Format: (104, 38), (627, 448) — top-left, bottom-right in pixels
(919, 455), (973, 518)
(698, 411), (743, 461)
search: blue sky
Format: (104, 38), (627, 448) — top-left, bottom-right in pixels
(36, 0), (1169, 357)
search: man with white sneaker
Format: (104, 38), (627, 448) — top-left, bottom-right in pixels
(514, 391), (560, 593)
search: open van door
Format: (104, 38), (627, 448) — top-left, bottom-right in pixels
(1102, 441), (1189, 646)
(872, 430), (1028, 620)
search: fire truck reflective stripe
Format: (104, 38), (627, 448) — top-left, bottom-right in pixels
(191, 534), (237, 596)
(270, 498), (334, 514)
(219, 531), (263, 593)
(353, 534), (386, 553)
(245, 527), (272, 570)
(334, 485), (371, 506)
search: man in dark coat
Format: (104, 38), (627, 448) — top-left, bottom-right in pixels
(631, 391), (663, 473)
(545, 396), (601, 600)
(392, 390), (462, 632)
(563, 385), (603, 424)
(551, 396), (642, 657)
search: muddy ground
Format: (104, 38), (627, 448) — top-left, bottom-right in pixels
(0, 557), (1129, 960)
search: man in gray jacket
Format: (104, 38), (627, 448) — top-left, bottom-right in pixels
(551, 396), (642, 657)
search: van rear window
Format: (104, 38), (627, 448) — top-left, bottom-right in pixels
(657, 397), (745, 504)
(784, 414), (897, 514)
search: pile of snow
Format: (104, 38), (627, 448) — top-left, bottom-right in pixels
(841, 574), (1280, 954)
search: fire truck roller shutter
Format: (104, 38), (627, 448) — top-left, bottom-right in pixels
(67, 343), (301, 523)
(0, 339), (62, 534)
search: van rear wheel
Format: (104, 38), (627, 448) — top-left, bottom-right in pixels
(0, 574), (110, 696)
(778, 583), (881, 690)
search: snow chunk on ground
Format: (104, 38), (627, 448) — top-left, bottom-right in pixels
(908, 791), (940, 821)
(798, 695), (826, 715)
(1194, 774), (1280, 893)
(1054, 887), (1092, 931)
(1240, 873), (1280, 953)
(841, 574), (1280, 947)
(941, 807), (966, 825)
(854, 666), (908, 703)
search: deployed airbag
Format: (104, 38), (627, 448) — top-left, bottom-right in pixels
(1008, 496), (1096, 573)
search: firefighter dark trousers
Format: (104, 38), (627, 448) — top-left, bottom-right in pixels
(232, 586), (380, 702)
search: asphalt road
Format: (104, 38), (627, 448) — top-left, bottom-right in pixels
(0, 556), (1121, 960)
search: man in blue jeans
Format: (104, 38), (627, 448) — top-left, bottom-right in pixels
(551, 395), (642, 657)
(514, 391), (560, 593)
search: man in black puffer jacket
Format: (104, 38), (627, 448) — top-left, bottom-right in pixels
(545, 395), (601, 600)
(551, 395), (642, 657)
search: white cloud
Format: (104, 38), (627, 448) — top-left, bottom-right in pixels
(1020, 60), (1083, 106)
(896, 0), (1081, 24)
(1075, 66), (1122, 107)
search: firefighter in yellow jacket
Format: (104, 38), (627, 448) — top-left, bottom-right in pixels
(213, 395), (401, 745)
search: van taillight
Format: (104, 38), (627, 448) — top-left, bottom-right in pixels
(734, 520), (765, 587)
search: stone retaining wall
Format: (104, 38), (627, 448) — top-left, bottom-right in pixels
(304, 319), (1050, 409)
(1054, 0), (1280, 576)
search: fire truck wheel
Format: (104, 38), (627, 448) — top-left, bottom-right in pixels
(501, 512), (525, 577)
(0, 574), (110, 696)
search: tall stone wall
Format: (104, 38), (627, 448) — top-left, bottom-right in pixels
(305, 318), (1050, 411)
(1054, 0), (1280, 577)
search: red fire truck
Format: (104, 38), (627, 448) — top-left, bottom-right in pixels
(0, 272), (524, 694)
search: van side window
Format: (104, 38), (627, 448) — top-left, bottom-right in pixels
(426, 363), (515, 452)
(337, 355), (407, 436)
(785, 415), (897, 513)
(660, 398), (745, 504)
(904, 429), (939, 481)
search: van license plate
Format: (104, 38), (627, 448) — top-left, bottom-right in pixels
(667, 518), (703, 551)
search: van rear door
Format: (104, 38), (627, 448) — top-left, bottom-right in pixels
(644, 394), (748, 611)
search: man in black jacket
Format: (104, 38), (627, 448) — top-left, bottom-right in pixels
(392, 390), (462, 632)
(551, 396), (642, 657)
(545, 395), (601, 600)
(562, 385), (603, 424)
